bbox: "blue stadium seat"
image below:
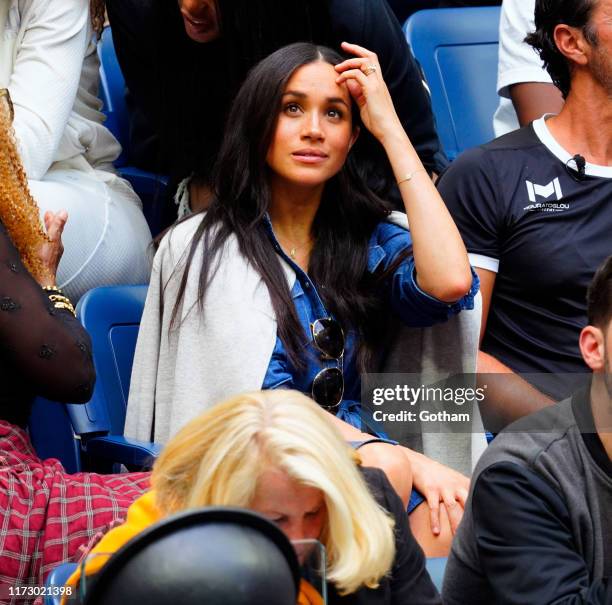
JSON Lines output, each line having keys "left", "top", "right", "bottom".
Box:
{"left": 44, "top": 562, "right": 78, "bottom": 605}
{"left": 404, "top": 7, "right": 501, "bottom": 161}
{"left": 30, "top": 286, "right": 161, "bottom": 471}
{"left": 425, "top": 556, "right": 447, "bottom": 592}
{"left": 98, "top": 27, "right": 168, "bottom": 235}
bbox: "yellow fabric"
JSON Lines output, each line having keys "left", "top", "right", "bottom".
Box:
{"left": 298, "top": 579, "right": 325, "bottom": 605}
{"left": 63, "top": 490, "right": 161, "bottom": 603}
{"left": 62, "top": 489, "right": 324, "bottom": 604}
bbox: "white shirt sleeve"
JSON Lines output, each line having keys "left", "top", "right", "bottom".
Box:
{"left": 9, "top": 0, "right": 89, "bottom": 180}
{"left": 497, "top": 0, "right": 552, "bottom": 100}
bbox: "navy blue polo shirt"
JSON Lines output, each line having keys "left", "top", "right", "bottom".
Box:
{"left": 439, "top": 117, "right": 612, "bottom": 399}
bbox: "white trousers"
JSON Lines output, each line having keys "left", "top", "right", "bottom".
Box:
{"left": 29, "top": 166, "right": 153, "bottom": 301}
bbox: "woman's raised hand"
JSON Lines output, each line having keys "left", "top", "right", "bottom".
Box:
{"left": 335, "top": 42, "right": 404, "bottom": 144}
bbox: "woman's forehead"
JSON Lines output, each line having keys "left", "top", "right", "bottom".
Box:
{"left": 284, "top": 61, "right": 351, "bottom": 105}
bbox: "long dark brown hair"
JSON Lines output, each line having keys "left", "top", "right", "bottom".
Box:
{"left": 171, "top": 43, "right": 410, "bottom": 372}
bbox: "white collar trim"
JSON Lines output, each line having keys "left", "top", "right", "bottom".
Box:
{"left": 532, "top": 116, "right": 612, "bottom": 179}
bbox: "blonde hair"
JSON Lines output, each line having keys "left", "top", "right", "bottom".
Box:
{"left": 152, "top": 390, "right": 396, "bottom": 595}
{"left": 0, "top": 91, "right": 50, "bottom": 281}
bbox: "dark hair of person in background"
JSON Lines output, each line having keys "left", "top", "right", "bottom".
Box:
{"left": 173, "top": 42, "right": 410, "bottom": 374}
{"left": 153, "top": 2, "right": 334, "bottom": 199}
{"left": 525, "top": 0, "right": 597, "bottom": 98}
{"left": 587, "top": 255, "right": 612, "bottom": 328}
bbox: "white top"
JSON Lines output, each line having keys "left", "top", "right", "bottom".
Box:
{"left": 0, "top": 0, "right": 122, "bottom": 181}
{"left": 493, "top": 0, "right": 553, "bottom": 137}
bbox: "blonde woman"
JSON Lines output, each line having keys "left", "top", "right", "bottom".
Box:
{"left": 69, "top": 390, "right": 441, "bottom": 604}
{"left": 0, "top": 0, "right": 152, "bottom": 300}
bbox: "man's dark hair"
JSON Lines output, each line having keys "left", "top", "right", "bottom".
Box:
{"left": 587, "top": 256, "right": 612, "bottom": 328}
{"left": 525, "top": 0, "right": 598, "bottom": 98}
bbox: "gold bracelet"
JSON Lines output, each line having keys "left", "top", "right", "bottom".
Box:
{"left": 52, "top": 300, "right": 76, "bottom": 317}
{"left": 48, "top": 294, "right": 71, "bottom": 304}
{"left": 43, "top": 287, "right": 76, "bottom": 317}
{"left": 397, "top": 169, "right": 428, "bottom": 186}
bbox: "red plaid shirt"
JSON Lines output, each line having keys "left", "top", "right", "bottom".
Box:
{"left": 0, "top": 420, "right": 149, "bottom": 604}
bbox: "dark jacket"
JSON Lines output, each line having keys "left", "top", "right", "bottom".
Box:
{"left": 106, "top": 0, "right": 448, "bottom": 211}
{"left": 336, "top": 467, "right": 442, "bottom": 604}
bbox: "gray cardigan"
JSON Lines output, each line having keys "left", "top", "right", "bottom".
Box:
{"left": 125, "top": 212, "right": 485, "bottom": 475}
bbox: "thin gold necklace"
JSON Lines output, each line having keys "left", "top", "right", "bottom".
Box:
{"left": 288, "top": 238, "right": 313, "bottom": 259}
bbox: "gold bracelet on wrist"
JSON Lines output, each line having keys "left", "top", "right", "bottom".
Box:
{"left": 397, "top": 168, "right": 428, "bottom": 186}
{"left": 42, "top": 287, "right": 76, "bottom": 317}
{"left": 52, "top": 301, "right": 77, "bottom": 317}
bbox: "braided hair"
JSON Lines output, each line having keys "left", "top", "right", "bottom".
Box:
{"left": 0, "top": 91, "right": 50, "bottom": 281}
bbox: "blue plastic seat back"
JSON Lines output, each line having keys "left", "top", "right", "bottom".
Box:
{"left": 28, "top": 397, "right": 82, "bottom": 473}
{"left": 67, "top": 285, "right": 148, "bottom": 439}
{"left": 98, "top": 26, "right": 129, "bottom": 165}
{"left": 404, "top": 7, "right": 501, "bottom": 160}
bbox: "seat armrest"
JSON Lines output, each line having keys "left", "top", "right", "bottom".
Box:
{"left": 84, "top": 435, "right": 161, "bottom": 468}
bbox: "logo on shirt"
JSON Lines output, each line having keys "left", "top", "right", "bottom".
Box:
{"left": 523, "top": 178, "right": 569, "bottom": 212}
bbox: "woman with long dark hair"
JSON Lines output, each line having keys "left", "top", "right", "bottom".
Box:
{"left": 125, "top": 41, "right": 479, "bottom": 554}
{"left": 106, "top": 0, "right": 448, "bottom": 221}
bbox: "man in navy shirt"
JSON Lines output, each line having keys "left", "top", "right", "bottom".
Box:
{"left": 438, "top": 0, "right": 612, "bottom": 426}
{"left": 443, "top": 255, "right": 612, "bottom": 604}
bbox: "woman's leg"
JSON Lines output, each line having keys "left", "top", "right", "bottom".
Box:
{"left": 29, "top": 169, "right": 152, "bottom": 300}
{"left": 409, "top": 500, "right": 453, "bottom": 557}
{"left": 356, "top": 441, "right": 413, "bottom": 507}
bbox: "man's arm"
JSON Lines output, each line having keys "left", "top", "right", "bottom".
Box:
{"left": 475, "top": 267, "right": 554, "bottom": 429}
{"left": 509, "top": 81, "right": 564, "bottom": 127}
{"left": 471, "top": 462, "right": 611, "bottom": 604}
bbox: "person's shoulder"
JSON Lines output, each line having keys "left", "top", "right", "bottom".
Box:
{"left": 154, "top": 214, "right": 204, "bottom": 271}
{"left": 359, "top": 466, "right": 395, "bottom": 505}
{"left": 159, "top": 214, "right": 202, "bottom": 252}
{"left": 456, "top": 126, "right": 540, "bottom": 166}
{"left": 482, "top": 125, "right": 542, "bottom": 153}
{"left": 473, "top": 398, "right": 577, "bottom": 477}
{"left": 439, "top": 126, "right": 542, "bottom": 184}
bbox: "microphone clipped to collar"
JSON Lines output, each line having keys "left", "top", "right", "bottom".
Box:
{"left": 565, "top": 154, "right": 586, "bottom": 182}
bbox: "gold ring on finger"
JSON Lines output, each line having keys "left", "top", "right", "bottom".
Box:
{"left": 363, "top": 64, "right": 378, "bottom": 76}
